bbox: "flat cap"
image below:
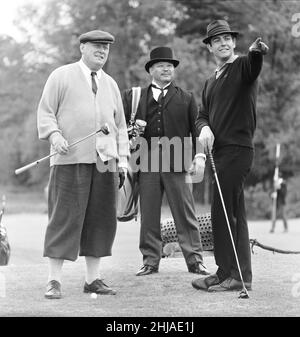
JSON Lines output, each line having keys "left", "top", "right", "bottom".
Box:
{"left": 79, "top": 30, "right": 115, "bottom": 44}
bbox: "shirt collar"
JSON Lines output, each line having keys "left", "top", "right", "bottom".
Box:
{"left": 215, "top": 54, "right": 238, "bottom": 73}
{"left": 151, "top": 80, "right": 171, "bottom": 90}
{"left": 79, "top": 59, "right": 102, "bottom": 79}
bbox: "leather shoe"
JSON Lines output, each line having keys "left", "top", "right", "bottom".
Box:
{"left": 192, "top": 273, "right": 220, "bottom": 290}
{"left": 136, "top": 265, "right": 158, "bottom": 276}
{"left": 45, "top": 280, "right": 62, "bottom": 299}
{"left": 188, "top": 262, "right": 210, "bottom": 275}
{"left": 208, "top": 277, "right": 252, "bottom": 292}
{"left": 83, "top": 279, "right": 116, "bottom": 295}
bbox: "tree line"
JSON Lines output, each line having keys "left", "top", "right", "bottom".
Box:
{"left": 1, "top": 0, "right": 300, "bottom": 218}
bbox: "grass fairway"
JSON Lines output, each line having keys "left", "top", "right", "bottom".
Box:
{"left": 1, "top": 212, "right": 300, "bottom": 317}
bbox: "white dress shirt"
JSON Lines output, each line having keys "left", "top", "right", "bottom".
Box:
{"left": 78, "top": 58, "right": 102, "bottom": 89}
{"left": 151, "top": 81, "right": 171, "bottom": 101}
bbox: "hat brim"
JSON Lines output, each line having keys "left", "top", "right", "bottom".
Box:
{"left": 145, "top": 58, "right": 179, "bottom": 73}
{"left": 203, "top": 31, "right": 239, "bottom": 44}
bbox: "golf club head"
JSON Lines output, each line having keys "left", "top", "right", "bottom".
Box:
{"left": 101, "top": 123, "right": 110, "bottom": 135}
{"left": 238, "top": 288, "right": 249, "bottom": 299}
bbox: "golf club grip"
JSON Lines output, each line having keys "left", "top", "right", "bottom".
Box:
{"left": 15, "top": 161, "right": 41, "bottom": 175}
{"left": 208, "top": 150, "right": 216, "bottom": 173}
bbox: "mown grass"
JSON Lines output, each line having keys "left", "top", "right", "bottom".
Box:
{"left": 1, "top": 212, "right": 300, "bottom": 317}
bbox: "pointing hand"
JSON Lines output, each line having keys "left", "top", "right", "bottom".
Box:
{"left": 249, "top": 37, "right": 269, "bottom": 55}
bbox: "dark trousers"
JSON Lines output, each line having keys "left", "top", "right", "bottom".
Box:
{"left": 211, "top": 146, "right": 253, "bottom": 283}
{"left": 139, "top": 171, "right": 204, "bottom": 268}
{"left": 271, "top": 204, "right": 288, "bottom": 232}
{"left": 44, "top": 163, "right": 118, "bottom": 261}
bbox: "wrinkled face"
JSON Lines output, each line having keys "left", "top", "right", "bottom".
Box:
{"left": 149, "top": 62, "right": 175, "bottom": 86}
{"left": 80, "top": 42, "right": 110, "bottom": 71}
{"left": 207, "top": 33, "right": 236, "bottom": 63}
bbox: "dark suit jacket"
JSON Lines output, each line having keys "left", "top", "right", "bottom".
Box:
{"left": 122, "top": 82, "right": 201, "bottom": 172}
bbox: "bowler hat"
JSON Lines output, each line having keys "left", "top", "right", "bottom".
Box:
{"left": 145, "top": 47, "right": 179, "bottom": 73}
{"left": 203, "top": 20, "right": 239, "bottom": 44}
{"left": 79, "top": 30, "right": 115, "bottom": 44}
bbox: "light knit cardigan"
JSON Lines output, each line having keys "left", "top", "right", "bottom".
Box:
{"left": 37, "top": 62, "right": 129, "bottom": 168}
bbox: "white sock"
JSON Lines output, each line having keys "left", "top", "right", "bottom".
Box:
{"left": 47, "top": 258, "right": 64, "bottom": 283}
{"left": 85, "top": 256, "right": 101, "bottom": 284}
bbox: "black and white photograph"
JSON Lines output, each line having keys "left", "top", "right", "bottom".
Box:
{"left": 1, "top": 0, "right": 300, "bottom": 327}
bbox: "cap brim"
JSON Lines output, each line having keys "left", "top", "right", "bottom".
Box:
{"left": 145, "top": 59, "right": 179, "bottom": 73}
{"left": 80, "top": 39, "right": 114, "bottom": 44}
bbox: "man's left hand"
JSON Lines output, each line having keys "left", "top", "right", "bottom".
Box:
{"left": 249, "top": 37, "right": 269, "bottom": 55}
{"left": 118, "top": 167, "right": 126, "bottom": 189}
{"left": 188, "top": 157, "right": 205, "bottom": 182}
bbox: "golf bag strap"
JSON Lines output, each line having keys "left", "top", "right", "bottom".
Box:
{"left": 130, "top": 86, "right": 141, "bottom": 123}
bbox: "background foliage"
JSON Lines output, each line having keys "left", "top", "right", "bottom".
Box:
{"left": 1, "top": 0, "right": 300, "bottom": 219}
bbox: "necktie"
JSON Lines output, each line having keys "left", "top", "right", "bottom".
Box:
{"left": 91, "top": 72, "right": 98, "bottom": 95}
{"left": 215, "top": 63, "right": 229, "bottom": 79}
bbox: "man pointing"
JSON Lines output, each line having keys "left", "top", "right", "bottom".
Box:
{"left": 192, "top": 20, "right": 268, "bottom": 292}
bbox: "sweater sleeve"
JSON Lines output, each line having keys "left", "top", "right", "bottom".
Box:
{"left": 37, "top": 69, "right": 62, "bottom": 141}
{"left": 114, "top": 83, "right": 130, "bottom": 168}
{"left": 240, "top": 51, "right": 263, "bottom": 83}
{"left": 195, "top": 80, "right": 209, "bottom": 133}
{"left": 188, "top": 92, "right": 203, "bottom": 154}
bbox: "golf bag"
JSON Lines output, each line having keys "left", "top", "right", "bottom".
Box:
{"left": 117, "top": 165, "right": 139, "bottom": 221}
{"left": 117, "top": 87, "right": 142, "bottom": 222}
{"left": 0, "top": 197, "right": 10, "bottom": 266}
{"left": 161, "top": 212, "right": 214, "bottom": 254}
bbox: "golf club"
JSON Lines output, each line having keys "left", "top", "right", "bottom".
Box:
{"left": 15, "top": 123, "right": 110, "bottom": 175}
{"left": 208, "top": 149, "right": 249, "bottom": 299}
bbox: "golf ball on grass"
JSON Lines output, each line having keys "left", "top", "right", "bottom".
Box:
{"left": 90, "top": 293, "right": 98, "bottom": 299}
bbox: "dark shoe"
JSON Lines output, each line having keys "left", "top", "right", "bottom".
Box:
{"left": 83, "top": 279, "right": 116, "bottom": 295}
{"left": 188, "top": 262, "right": 210, "bottom": 275}
{"left": 136, "top": 265, "right": 158, "bottom": 276}
{"left": 208, "top": 277, "right": 252, "bottom": 292}
{"left": 45, "top": 280, "right": 62, "bottom": 299}
{"left": 191, "top": 273, "right": 220, "bottom": 291}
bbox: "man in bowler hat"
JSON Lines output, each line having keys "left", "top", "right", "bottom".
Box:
{"left": 37, "top": 30, "right": 129, "bottom": 298}
{"left": 122, "top": 46, "right": 209, "bottom": 276}
{"left": 192, "top": 20, "right": 269, "bottom": 292}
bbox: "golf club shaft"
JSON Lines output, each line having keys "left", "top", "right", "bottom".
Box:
{"left": 208, "top": 149, "right": 248, "bottom": 293}
{"left": 15, "top": 124, "right": 110, "bottom": 175}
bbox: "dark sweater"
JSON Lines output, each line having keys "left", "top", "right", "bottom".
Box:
{"left": 196, "top": 51, "right": 263, "bottom": 149}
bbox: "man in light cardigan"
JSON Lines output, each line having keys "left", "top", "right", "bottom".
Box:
{"left": 37, "top": 30, "right": 129, "bottom": 299}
